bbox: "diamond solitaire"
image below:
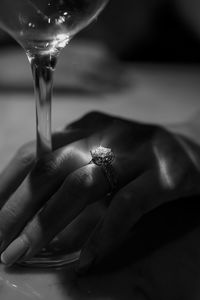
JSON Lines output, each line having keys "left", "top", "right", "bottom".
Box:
{"left": 90, "top": 146, "right": 114, "bottom": 166}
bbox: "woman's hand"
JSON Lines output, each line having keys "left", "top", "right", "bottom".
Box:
{"left": 0, "top": 111, "right": 200, "bottom": 272}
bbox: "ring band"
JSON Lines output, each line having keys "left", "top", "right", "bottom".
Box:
{"left": 90, "top": 146, "right": 117, "bottom": 196}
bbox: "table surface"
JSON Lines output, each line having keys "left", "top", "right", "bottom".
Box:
{"left": 0, "top": 43, "right": 200, "bottom": 300}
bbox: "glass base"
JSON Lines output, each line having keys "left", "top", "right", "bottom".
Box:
{"left": 16, "top": 204, "right": 101, "bottom": 268}
{"left": 18, "top": 234, "right": 81, "bottom": 268}
{"left": 19, "top": 250, "right": 80, "bottom": 268}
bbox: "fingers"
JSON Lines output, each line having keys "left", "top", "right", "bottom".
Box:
{"left": 0, "top": 128, "right": 87, "bottom": 209}
{"left": 0, "top": 141, "right": 90, "bottom": 253}
{"left": 78, "top": 171, "right": 166, "bottom": 274}
{"left": 1, "top": 163, "right": 110, "bottom": 265}
{"left": 48, "top": 201, "right": 107, "bottom": 253}
{"left": 0, "top": 142, "right": 36, "bottom": 208}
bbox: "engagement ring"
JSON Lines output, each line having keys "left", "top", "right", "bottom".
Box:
{"left": 90, "top": 146, "right": 117, "bottom": 195}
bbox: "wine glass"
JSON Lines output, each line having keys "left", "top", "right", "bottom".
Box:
{"left": 0, "top": 0, "right": 108, "bottom": 267}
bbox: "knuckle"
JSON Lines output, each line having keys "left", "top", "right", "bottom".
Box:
{"left": 119, "top": 191, "right": 133, "bottom": 205}
{"left": 83, "top": 111, "right": 108, "bottom": 120}
{"left": 115, "top": 191, "right": 133, "bottom": 215}
{"left": 16, "top": 142, "right": 36, "bottom": 167}
{"left": 83, "top": 111, "right": 112, "bottom": 127}
{"left": 32, "top": 154, "right": 59, "bottom": 179}
{"left": 67, "top": 170, "right": 93, "bottom": 194}
{"left": 0, "top": 204, "right": 18, "bottom": 232}
{"left": 66, "top": 111, "right": 111, "bottom": 130}
{"left": 152, "top": 126, "right": 175, "bottom": 147}
{"left": 1, "top": 205, "right": 17, "bottom": 219}
{"left": 116, "top": 190, "right": 145, "bottom": 220}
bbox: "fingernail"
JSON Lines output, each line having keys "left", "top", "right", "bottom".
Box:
{"left": 1, "top": 235, "right": 29, "bottom": 266}
{"left": 77, "top": 248, "right": 96, "bottom": 275}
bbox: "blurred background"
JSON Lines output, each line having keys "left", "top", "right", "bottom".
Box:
{"left": 1, "top": 0, "right": 200, "bottom": 170}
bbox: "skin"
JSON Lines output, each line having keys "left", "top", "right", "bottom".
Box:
{"left": 0, "top": 111, "right": 200, "bottom": 273}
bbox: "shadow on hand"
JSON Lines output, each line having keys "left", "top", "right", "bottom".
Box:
{"left": 94, "top": 195, "right": 200, "bottom": 273}
{"left": 58, "top": 195, "right": 200, "bottom": 300}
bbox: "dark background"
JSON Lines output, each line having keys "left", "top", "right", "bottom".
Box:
{"left": 80, "top": 0, "right": 200, "bottom": 63}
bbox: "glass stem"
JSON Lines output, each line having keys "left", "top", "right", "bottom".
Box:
{"left": 28, "top": 53, "right": 58, "bottom": 159}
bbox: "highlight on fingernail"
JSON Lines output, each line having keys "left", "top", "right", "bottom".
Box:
{"left": 1, "top": 235, "right": 29, "bottom": 266}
